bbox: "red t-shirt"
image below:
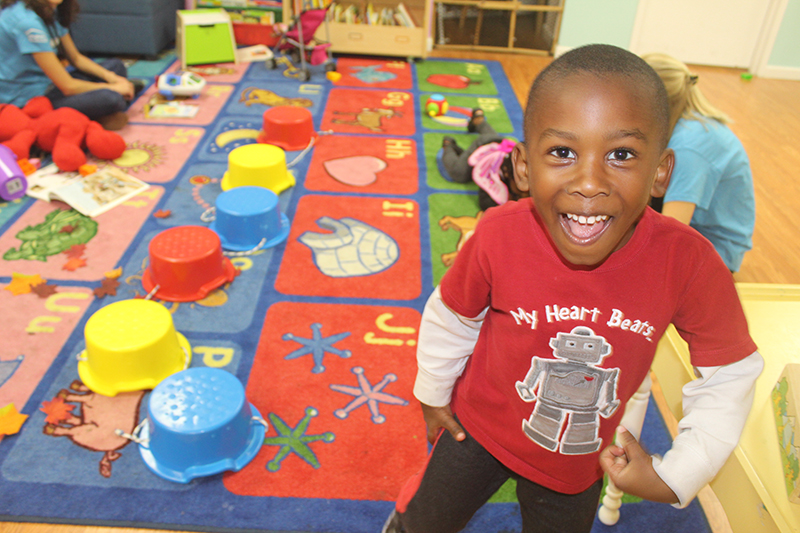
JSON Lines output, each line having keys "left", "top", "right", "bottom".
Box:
{"left": 439, "top": 199, "right": 757, "bottom": 494}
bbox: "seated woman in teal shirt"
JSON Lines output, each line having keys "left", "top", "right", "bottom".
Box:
{"left": 644, "top": 53, "right": 755, "bottom": 273}
{"left": 0, "top": 0, "right": 137, "bottom": 129}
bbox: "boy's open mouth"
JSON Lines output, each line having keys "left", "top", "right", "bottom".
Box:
{"left": 561, "top": 213, "right": 610, "bottom": 243}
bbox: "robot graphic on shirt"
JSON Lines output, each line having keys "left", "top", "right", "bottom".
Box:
{"left": 515, "top": 326, "right": 620, "bottom": 455}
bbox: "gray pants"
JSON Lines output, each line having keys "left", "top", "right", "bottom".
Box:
{"left": 441, "top": 121, "right": 503, "bottom": 184}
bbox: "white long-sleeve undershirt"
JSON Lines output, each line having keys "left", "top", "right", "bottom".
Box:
{"left": 413, "top": 287, "right": 764, "bottom": 508}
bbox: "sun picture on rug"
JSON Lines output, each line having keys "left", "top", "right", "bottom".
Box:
{"left": 112, "top": 141, "right": 166, "bottom": 174}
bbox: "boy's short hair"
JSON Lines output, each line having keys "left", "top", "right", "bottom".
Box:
{"left": 525, "top": 44, "right": 671, "bottom": 148}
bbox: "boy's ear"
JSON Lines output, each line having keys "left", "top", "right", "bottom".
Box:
{"left": 651, "top": 148, "right": 674, "bottom": 198}
{"left": 511, "top": 143, "right": 531, "bottom": 193}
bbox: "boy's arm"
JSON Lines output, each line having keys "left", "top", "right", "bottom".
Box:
{"left": 414, "top": 286, "right": 486, "bottom": 443}
{"left": 601, "top": 351, "right": 763, "bottom": 506}
{"left": 654, "top": 350, "right": 763, "bottom": 507}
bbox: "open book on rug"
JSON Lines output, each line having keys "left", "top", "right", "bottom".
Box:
{"left": 25, "top": 164, "right": 149, "bottom": 217}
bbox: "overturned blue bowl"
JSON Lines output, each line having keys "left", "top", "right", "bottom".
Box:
{"left": 138, "top": 367, "right": 266, "bottom": 483}
{"left": 209, "top": 186, "right": 289, "bottom": 252}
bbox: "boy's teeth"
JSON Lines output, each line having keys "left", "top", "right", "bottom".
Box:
{"left": 565, "top": 213, "right": 609, "bottom": 240}
{"left": 567, "top": 213, "right": 608, "bottom": 225}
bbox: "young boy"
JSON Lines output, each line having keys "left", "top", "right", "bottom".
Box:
{"left": 383, "top": 44, "right": 763, "bottom": 533}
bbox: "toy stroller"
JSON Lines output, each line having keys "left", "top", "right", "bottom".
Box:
{"left": 266, "top": 1, "right": 336, "bottom": 81}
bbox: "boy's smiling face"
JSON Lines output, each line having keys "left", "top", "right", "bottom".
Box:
{"left": 513, "top": 72, "right": 673, "bottom": 267}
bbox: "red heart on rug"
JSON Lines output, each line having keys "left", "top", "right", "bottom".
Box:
{"left": 323, "top": 156, "right": 387, "bottom": 186}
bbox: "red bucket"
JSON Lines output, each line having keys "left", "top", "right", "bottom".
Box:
{"left": 142, "top": 226, "right": 237, "bottom": 302}
{"left": 257, "top": 106, "right": 317, "bottom": 151}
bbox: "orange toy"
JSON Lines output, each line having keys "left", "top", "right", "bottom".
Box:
{"left": 0, "top": 96, "right": 126, "bottom": 172}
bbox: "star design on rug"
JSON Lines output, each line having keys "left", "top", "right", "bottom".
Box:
{"left": 282, "top": 323, "right": 352, "bottom": 374}
{"left": 330, "top": 367, "right": 408, "bottom": 424}
{"left": 263, "top": 407, "right": 335, "bottom": 472}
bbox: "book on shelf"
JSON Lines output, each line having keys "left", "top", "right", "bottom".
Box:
{"left": 328, "top": 1, "right": 414, "bottom": 25}
{"left": 343, "top": 4, "right": 359, "bottom": 23}
{"left": 395, "top": 1, "right": 416, "bottom": 27}
{"left": 196, "top": 0, "right": 282, "bottom": 22}
{"left": 26, "top": 164, "right": 150, "bottom": 218}
{"left": 196, "top": 0, "right": 281, "bottom": 8}
{"left": 227, "top": 9, "right": 276, "bottom": 24}
{"left": 365, "top": 2, "right": 378, "bottom": 24}
{"left": 379, "top": 7, "right": 396, "bottom": 25}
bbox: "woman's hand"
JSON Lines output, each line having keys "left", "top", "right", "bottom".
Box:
{"left": 599, "top": 426, "right": 679, "bottom": 504}
{"left": 420, "top": 403, "right": 465, "bottom": 444}
{"left": 108, "top": 77, "right": 134, "bottom": 100}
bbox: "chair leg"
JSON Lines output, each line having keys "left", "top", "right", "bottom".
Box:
{"left": 598, "top": 479, "right": 625, "bottom": 526}
{"left": 597, "top": 372, "right": 653, "bottom": 526}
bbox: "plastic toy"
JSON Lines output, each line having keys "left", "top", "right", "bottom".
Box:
{"left": 222, "top": 143, "right": 295, "bottom": 194}
{"left": 0, "top": 96, "right": 126, "bottom": 172}
{"left": 157, "top": 71, "right": 206, "bottom": 99}
{"left": 18, "top": 158, "right": 38, "bottom": 175}
{"left": 425, "top": 94, "right": 449, "bottom": 117}
{"left": 79, "top": 164, "right": 98, "bottom": 176}
{"left": 258, "top": 106, "right": 316, "bottom": 152}
{"left": 208, "top": 186, "right": 290, "bottom": 252}
{"left": 78, "top": 299, "right": 192, "bottom": 397}
{"left": 0, "top": 145, "right": 27, "bottom": 201}
{"left": 142, "top": 226, "right": 237, "bottom": 302}
{"left": 136, "top": 367, "right": 266, "bottom": 484}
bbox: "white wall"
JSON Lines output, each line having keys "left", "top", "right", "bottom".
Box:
{"left": 557, "top": 0, "right": 799, "bottom": 78}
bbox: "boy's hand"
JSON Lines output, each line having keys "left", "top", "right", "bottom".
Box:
{"left": 599, "top": 426, "right": 679, "bottom": 504}
{"left": 420, "top": 403, "right": 465, "bottom": 444}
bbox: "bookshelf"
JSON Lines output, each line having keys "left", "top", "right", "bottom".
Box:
{"left": 314, "top": 0, "right": 432, "bottom": 59}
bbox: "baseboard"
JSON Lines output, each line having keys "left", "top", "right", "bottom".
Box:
{"left": 755, "top": 64, "right": 800, "bottom": 80}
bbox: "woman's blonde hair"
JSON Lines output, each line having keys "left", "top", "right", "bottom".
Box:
{"left": 642, "top": 52, "right": 730, "bottom": 134}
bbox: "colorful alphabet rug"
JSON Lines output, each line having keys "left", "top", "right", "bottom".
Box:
{"left": 0, "top": 55, "right": 710, "bottom": 533}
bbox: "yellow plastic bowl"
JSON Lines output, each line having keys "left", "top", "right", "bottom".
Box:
{"left": 78, "top": 299, "right": 191, "bottom": 396}
{"left": 221, "top": 143, "right": 295, "bottom": 195}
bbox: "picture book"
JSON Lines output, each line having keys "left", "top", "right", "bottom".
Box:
{"left": 25, "top": 164, "right": 150, "bottom": 217}
{"left": 146, "top": 101, "right": 201, "bottom": 118}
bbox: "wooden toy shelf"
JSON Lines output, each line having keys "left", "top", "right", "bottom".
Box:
{"left": 189, "top": 0, "right": 432, "bottom": 59}
{"left": 315, "top": 0, "right": 431, "bottom": 59}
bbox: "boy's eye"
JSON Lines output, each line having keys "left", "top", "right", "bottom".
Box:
{"left": 608, "top": 149, "right": 634, "bottom": 161}
{"left": 549, "top": 147, "right": 575, "bottom": 159}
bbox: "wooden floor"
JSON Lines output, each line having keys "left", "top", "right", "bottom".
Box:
{"left": 3, "top": 49, "right": 799, "bottom": 533}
